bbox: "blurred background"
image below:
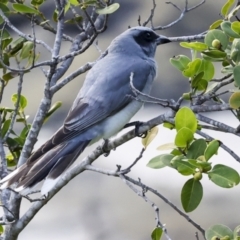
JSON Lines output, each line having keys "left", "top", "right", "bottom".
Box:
{"left": 2, "top": 0, "right": 240, "bottom": 239}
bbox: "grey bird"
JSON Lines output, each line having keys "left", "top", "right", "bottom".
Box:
{"left": 0, "top": 26, "right": 170, "bottom": 195}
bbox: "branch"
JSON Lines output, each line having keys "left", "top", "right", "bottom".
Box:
{"left": 3, "top": 73, "right": 24, "bottom": 143}
{"left": 197, "top": 130, "right": 240, "bottom": 163}
{"left": 197, "top": 114, "right": 239, "bottom": 136}
{"left": 12, "top": 114, "right": 166, "bottom": 233}
{"left": 119, "top": 174, "right": 172, "bottom": 240}
{"left": 0, "top": 9, "right": 52, "bottom": 52}
{"left": 125, "top": 176, "right": 206, "bottom": 239}
{"left": 142, "top": 0, "right": 156, "bottom": 27}
{"left": 191, "top": 104, "right": 231, "bottom": 113}
{"left": 154, "top": 0, "right": 205, "bottom": 30}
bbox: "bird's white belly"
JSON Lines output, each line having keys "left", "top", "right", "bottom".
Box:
{"left": 102, "top": 99, "right": 143, "bottom": 139}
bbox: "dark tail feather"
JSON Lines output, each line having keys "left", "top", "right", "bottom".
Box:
{"left": 0, "top": 140, "right": 90, "bottom": 195}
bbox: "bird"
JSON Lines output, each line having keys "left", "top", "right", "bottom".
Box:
{"left": 0, "top": 26, "right": 171, "bottom": 196}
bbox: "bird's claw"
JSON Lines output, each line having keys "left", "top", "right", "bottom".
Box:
{"left": 124, "top": 121, "right": 147, "bottom": 138}
{"left": 102, "top": 139, "right": 111, "bottom": 156}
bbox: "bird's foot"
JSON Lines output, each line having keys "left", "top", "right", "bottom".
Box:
{"left": 124, "top": 121, "right": 147, "bottom": 138}
{"left": 102, "top": 139, "right": 111, "bottom": 157}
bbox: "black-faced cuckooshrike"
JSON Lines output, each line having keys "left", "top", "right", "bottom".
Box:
{"left": 0, "top": 26, "right": 171, "bottom": 195}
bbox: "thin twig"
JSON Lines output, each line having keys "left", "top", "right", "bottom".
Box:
{"left": 154, "top": 0, "right": 205, "bottom": 30}
{"left": 3, "top": 73, "right": 24, "bottom": 143}
{"left": 119, "top": 174, "right": 172, "bottom": 240}
{"left": 124, "top": 176, "right": 206, "bottom": 239}
{"left": 197, "top": 130, "right": 240, "bottom": 163}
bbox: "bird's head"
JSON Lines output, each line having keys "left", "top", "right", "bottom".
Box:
{"left": 108, "top": 26, "right": 171, "bottom": 58}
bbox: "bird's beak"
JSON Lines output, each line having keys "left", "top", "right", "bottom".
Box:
{"left": 156, "top": 36, "right": 171, "bottom": 45}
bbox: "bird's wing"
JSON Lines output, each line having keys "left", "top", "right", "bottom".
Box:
{"left": 28, "top": 55, "right": 156, "bottom": 163}
{"left": 61, "top": 55, "right": 156, "bottom": 138}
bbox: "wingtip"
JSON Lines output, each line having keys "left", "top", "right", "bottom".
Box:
{"left": 41, "top": 177, "right": 61, "bottom": 195}
{"left": 0, "top": 167, "right": 22, "bottom": 187}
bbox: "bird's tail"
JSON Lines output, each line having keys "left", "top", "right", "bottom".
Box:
{"left": 0, "top": 140, "right": 90, "bottom": 195}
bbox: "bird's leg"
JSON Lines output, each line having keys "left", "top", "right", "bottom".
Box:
{"left": 124, "top": 121, "right": 147, "bottom": 138}
{"left": 102, "top": 139, "right": 111, "bottom": 157}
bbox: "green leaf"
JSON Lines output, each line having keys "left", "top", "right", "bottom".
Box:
{"left": 233, "top": 225, "right": 240, "bottom": 240}
{"left": 205, "top": 29, "right": 229, "bottom": 50}
{"left": 170, "top": 149, "right": 182, "bottom": 156}
{"left": 0, "top": 29, "right": 10, "bottom": 40}
{"left": 163, "top": 122, "right": 175, "bottom": 129}
{"left": 196, "top": 79, "right": 208, "bottom": 91}
{"left": 186, "top": 139, "right": 207, "bottom": 159}
{"left": 191, "top": 72, "right": 208, "bottom": 91}
{"left": 208, "top": 164, "right": 240, "bottom": 188}
{"left": 19, "top": 41, "right": 34, "bottom": 60}
{"left": 20, "top": 124, "right": 31, "bottom": 139}
{"left": 221, "top": 21, "right": 240, "bottom": 38}
{"left": 44, "top": 101, "right": 62, "bottom": 122}
{"left": 181, "top": 178, "right": 203, "bottom": 212}
{"left": 233, "top": 65, "right": 240, "bottom": 87}
{"left": 147, "top": 154, "right": 174, "bottom": 169}
{"left": 198, "top": 59, "right": 215, "bottom": 81}
{"left": 12, "top": 3, "right": 39, "bottom": 14}
{"left": 65, "top": 16, "right": 83, "bottom": 24}
{"left": 180, "top": 42, "right": 208, "bottom": 51}
{"left": 11, "top": 94, "right": 28, "bottom": 111}
{"left": 0, "top": 53, "right": 9, "bottom": 68}
{"left": 31, "top": 0, "right": 45, "bottom": 7}
{"left": 6, "top": 153, "right": 17, "bottom": 167}
{"left": 151, "top": 227, "right": 163, "bottom": 240}
{"left": 0, "top": 3, "right": 10, "bottom": 24}
{"left": 191, "top": 72, "right": 204, "bottom": 88}
{"left": 232, "top": 21, "right": 240, "bottom": 35}
{"left": 209, "top": 19, "right": 223, "bottom": 30}
{"left": 175, "top": 127, "right": 194, "bottom": 148}
{"left": 222, "top": 65, "right": 234, "bottom": 74}
{"left": 202, "top": 50, "right": 226, "bottom": 59}
{"left": 175, "top": 107, "right": 197, "bottom": 132}
{"left": 69, "top": 0, "right": 80, "bottom": 6}
{"left": 229, "top": 92, "right": 240, "bottom": 109}
{"left": 231, "top": 38, "right": 240, "bottom": 63}
{"left": 221, "top": 0, "right": 236, "bottom": 17}
{"left": 170, "top": 55, "right": 191, "bottom": 71}
{"left": 204, "top": 140, "right": 220, "bottom": 161}
{"left": 64, "top": 0, "right": 71, "bottom": 13}
{"left": 2, "top": 72, "right": 19, "bottom": 82}
{"left": 205, "top": 224, "right": 233, "bottom": 240}
{"left": 174, "top": 160, "right": 196, "bottom": 176}
{"left": 188, "top": 159, "right": 212, "bottom": 172}
{"left": 1, "top": 119, "right": 11, "bottom": 138}
{"left": 0, "top": 224, "right": 3, "bottom": 234}
{"left": 142, "top": 126, "right": 158, "bottom": 148}
{"left": 96, "top": 3, "right": 120, "bottom": 15}
{"left": 182, "top": 58, "right": 202, "bottom": 78}
{"left": 52, "top": 9, "right": 58, "bottom": 22}
{"left": 8, "top": 37, "right": 27, "bottom": 56}
{"left": 6, "top": 137, "right": 20, "bottom": 149}
{"left": 1, "top": 37, "right": 12, "bottom": 50}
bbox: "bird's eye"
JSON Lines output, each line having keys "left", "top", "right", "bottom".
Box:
{"left": 145, "top": 32, "right": 152, "bottom": 40}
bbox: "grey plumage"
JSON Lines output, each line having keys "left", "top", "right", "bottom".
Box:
{"left": 0, "top": 26, "right": 170, "bottom": 195}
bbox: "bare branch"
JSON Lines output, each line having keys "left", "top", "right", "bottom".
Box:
{"left": 3, "top": 73, "right": 24, "bottom": 143}
{"left": 119, "top": 174, "right": 172, "bottom": 240}
{"left": 154, "top": 0, "right": 205, "bottom": 30}
{"left": 124, "top": 176, "right": 206, "bottom": 239}
{"left": 142, "top": 0, "right": 156, "bottom": 28}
